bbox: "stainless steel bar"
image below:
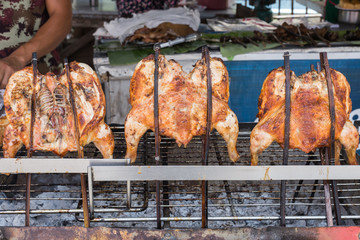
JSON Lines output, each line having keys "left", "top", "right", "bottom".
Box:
{"left": 88, "top": 166, "right": 94, "bottom": 219}
{"left": 153, "top": 44, "right": 162, "bottom": 229}
{"left": 0, "top": 158, "right": 128, "bottom": 174}
{"left": 320, "top": 52, "right": 343, "bottom": 226}
{"left": 126, "top": 159, "right": 132, "bottom": 209}
{"left": 3, "top": 206, "right": 360, "bottom": 217}
{"left": 0, "top": 198, "right": 83, "bottom": 201}
{"left": 280, "top": 51, "right": 291, "bottom": 227}
{"left": 65, "top": 58, "right": 90, "bottom": 228}
{"left": 0, "top": 210, "right": 85, "bottom": 214}
{"left": 0, "top": 200, "right": 356, "bottom": 215}
{"left": 9, "top": 194, "right": 360, "bottom": 204}
{"left": 84, "top": 215, "right": 360, "bottom": 222}
{"left": 91, "top": 165, "right": 360, "bottom": 181}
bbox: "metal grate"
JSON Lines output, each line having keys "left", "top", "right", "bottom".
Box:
{"left": 0, "top": 124, "right": 359, "bottom": 228}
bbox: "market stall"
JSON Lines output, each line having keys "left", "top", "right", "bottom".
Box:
{"left": 1, "top": 0, "right": 360, "bottom": 237}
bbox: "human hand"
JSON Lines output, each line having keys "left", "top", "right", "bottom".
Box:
{"left": 0, "top": 56, "right": 24, "bottom": 89}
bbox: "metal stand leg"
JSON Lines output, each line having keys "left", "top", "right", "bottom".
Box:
{"left": 331, "top": 180, "right": 344, "bottom": 225}
{"left": 25, "top": 173, "right": 31, "bottom": 226}
{"left": 320, "top": 148, "right": 334, "bottom": 226}
{"left": 201, "top": 179, "right": 208, "bottom": 228}
{"left": 81, "top": 174, "right": 90, "bottom": 228}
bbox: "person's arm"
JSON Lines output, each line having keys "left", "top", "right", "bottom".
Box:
{"left": 0, "top": 0, "right": 72, "bottom": 88}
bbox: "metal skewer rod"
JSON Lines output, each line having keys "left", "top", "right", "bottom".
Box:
{"left": 320, "top": 52, "right": 343, "bottom": 226}
{"left": 153, "top": 44, "right": 162, "bottom": 229}
{"left": 280, "top": 51, "right": 291, "bottom": 227}
{"left": 25, "top": 52, "right": 38, "bottom": 226}
{"left": 317, "top": 56, "right": 334, "bottom": 226}
{"left": 201, "top": 46, "right": 212, "bottom": 228}
{"left": 310, "top": 64, "right": 315, "bottom": 71}
{"left": 320, "top": 148, "right": 334, "bottom": 226}
{"left": 64, "top": 59, "right": 90, "bottom": 228}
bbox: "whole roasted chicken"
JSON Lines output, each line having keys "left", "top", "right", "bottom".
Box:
{"left": 250, "top": 67, "right": 358, "bottom": 165}
{"left": 3, "top": 62, "right": 114, "bottom": 158}
{"left": 125, "top": 54, "right": 240, "bottom": 163}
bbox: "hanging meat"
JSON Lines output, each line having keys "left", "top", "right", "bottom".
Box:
{"left": 125, "top": 54, "right": 240, "bottom": 163}
{"left": 250, "top": 67, "right": 359, "bottom": 165}
{"left": 3, "top": 62, "right": 114, "bottom": 158}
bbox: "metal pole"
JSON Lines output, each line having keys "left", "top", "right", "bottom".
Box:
{"left": 317, "top": 56, "right": 334, "bottom": 226}
{"left": 280, "top": 51, "right": 291, "bottom": 227}
{"left": 310, "top": 64, "right": 315, "bottom": 71}
{"left": 320, "top": 148, "right": 334, "bottom": 226}
{"left": 320, "top": 52, "right": 343, "bottom": 226}
{"left": 320, "top": 53, "right": 335, "bottom": 163}
{"left": 64, "top": 59, "right": 90, "bottom": 228}
{"left": 153, "top": 44, "right": 162, "bottom": 229}
{"left": 87, "top": 166, "right": 94, "bottom": 219}
{"left": 278, "top": 0, "right": 281, "bottom": 15}
{"left": 25, "top": 52, "right": 38, "bottom": 226}
{"left": 201, "top": 46, "right": 212, "bottom": 228}
{"left": 25, "top": 173, "right": 31, "bottom": 226}
{"left": 126, "top": 158, "right": 132, "bottom": 209}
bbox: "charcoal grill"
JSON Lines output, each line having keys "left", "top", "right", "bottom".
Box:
{"left": 0, "top": 123, "right": 360, "bottom": 228}
{"left": 0, "top": 49, "right": 360, "bottom": 230}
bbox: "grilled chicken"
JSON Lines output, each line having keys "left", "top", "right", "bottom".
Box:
{"left": 250, "top": 67, "right": 358, "bottom": 165}
{"left": 3, "top": 62, "right": 114, "bottom": 158}
{"left": 125, "top": 54, "right": 239, "bottom": 163}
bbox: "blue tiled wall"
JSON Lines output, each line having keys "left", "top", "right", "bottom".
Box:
{"left": 225, "top": 59, "right": 360, "bottom": 123}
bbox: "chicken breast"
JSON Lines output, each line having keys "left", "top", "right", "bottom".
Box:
{"left": 250, "top": 67, "right": 358, "bottom": 165}
{"left": 125, "top": 54, "right": 239, "bottom": 163}
{"left": 3, "top": 62, "right": 114, "bottom": 158}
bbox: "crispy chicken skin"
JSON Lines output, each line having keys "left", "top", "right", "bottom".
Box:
{"left": 3, "top": 62, "right": 114, "bottom": 158}
{"left": 250, "top": 67, "right": 358, "bottom": 166}
{"left": 125, "top": 54, "right": 239, "bottom": 163}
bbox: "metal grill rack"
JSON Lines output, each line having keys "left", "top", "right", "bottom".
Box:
{"left": 0, "top": 123, "right": 359, "bottom": 228}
